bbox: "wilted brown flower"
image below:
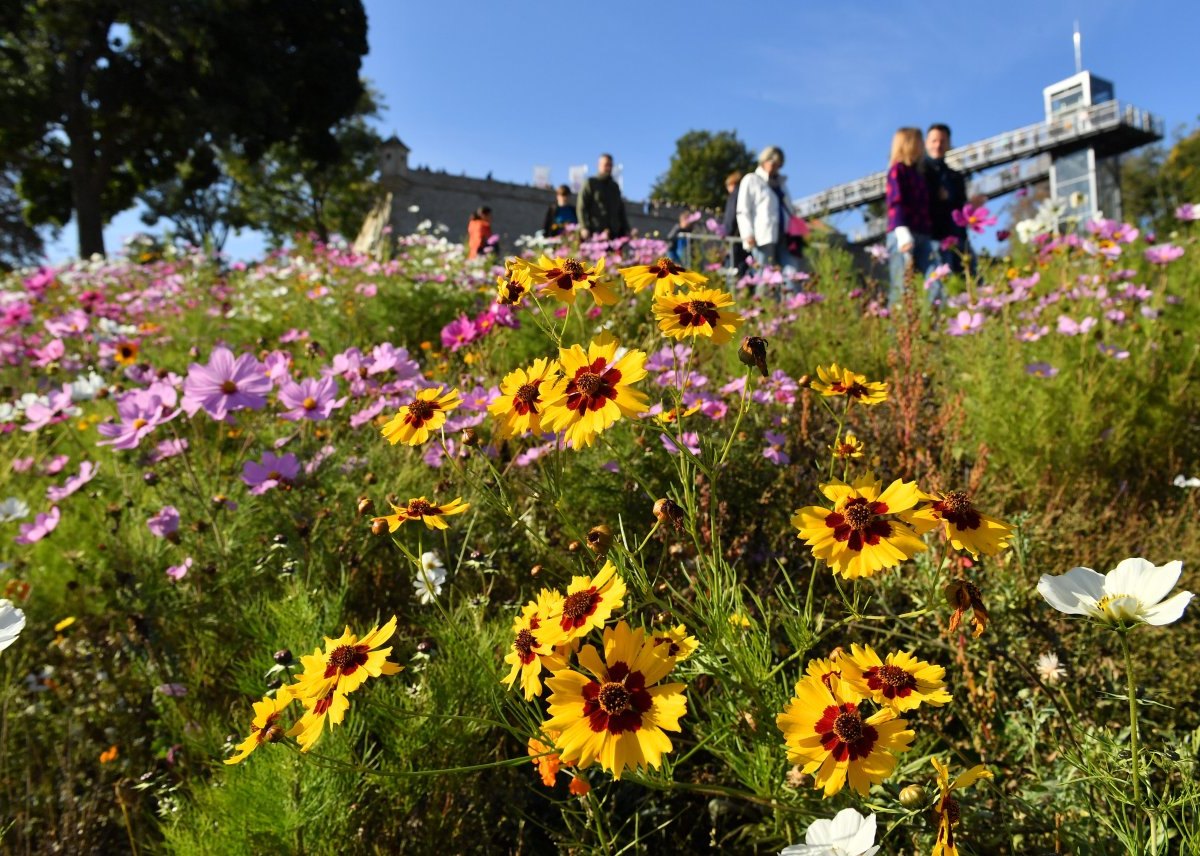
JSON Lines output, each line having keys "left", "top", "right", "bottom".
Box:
{"left": 945, "top": 579, "right": 989, "bottom": 638}
{"left": 737, "top": 336, "right": 769, "bottom": 377}
{"left": 586, "top": 525, "right": 613, "bottom": 556}
{"left": 652, "top": 498, "right": 686, "bottom": 531}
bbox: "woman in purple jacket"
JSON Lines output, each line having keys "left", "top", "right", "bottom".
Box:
{"left": 885, "top": 128, "right": 936, "bottom": 307}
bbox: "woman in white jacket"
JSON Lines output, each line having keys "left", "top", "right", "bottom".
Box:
{"left": 736, "top": 146, "right": 800, "bottom": 279}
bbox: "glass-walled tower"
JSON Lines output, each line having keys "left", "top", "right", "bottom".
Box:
{"left": 1043, "top": 71, "right": 1122, "bottom": 222}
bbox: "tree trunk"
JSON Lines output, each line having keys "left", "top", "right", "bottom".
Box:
{"left": 64, "top": 47, "right": 106, "bottom": 258}
{"left": 72, "top": 171, "right": 106, "bottom": 258}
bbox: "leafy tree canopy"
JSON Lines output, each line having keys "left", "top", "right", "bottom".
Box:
{"left": 1121, "top": 122, "right": 1200, "bottom": 234}
{"left": 0, "top": 0, "right": 368, "bottom": 257}
{"left": 651, "top": 130, "right": 756, "bottom": 211}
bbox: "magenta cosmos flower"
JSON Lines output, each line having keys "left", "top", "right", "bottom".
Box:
{"left": 147, "top": 505, "right": 181, "bottom": 538}
{"left": 1145, "top": 244, "right": 1184, "bottom": 265}
{"left": 241, "top": 451, "right": 300, "bottom": 495}
{"left": 47, "top": 461, "right": 98, "bottom": 502}
{"left": 97, "top": 387, "right": 181, "bottom": 450}
{"left": 952, "top": 204, "right": 998, "bottom": 234}
{"left": 182, "top": 346, "right": 271, "bottom": 420}
{"left": 277, "top": 376, "right": 344, "bottom": 421}
{"left": 15, "top": 506, "right": 60, "bottom": 544}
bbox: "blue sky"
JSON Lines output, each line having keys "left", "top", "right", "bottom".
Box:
{"left": 45, "top": 0, "right": 1200, "bottom": 261}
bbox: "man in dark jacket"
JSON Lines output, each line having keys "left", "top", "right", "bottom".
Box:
{"left": 578, "top": 153, "right": 630, "bottom": 239}
{"left": 920, "top": 123, "right": 969, "bottom": 272}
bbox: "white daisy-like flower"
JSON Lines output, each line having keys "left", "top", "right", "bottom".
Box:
{"left": 781, "top": 807, "right": 879, "bottom": 856}
{"left": 1, "top": 599, "right": 27, "bottom": 653}
{"left": 1037, "top": 558, "right": 1192, "bottom": 627}
{"left": 412, "top": 551, "right": 447, "bottom": 605}
{"left": 1035, "top": 652, "right": 1067, "bottom": 684}
{"left": 0, "top": 497, "right": 31, "bottom": 523}
{"left": 1174, "top": 475, "right": 1200, "bottom": 489}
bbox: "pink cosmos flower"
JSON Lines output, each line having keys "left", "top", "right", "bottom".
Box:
{"left": 1056, "top": 315, "right": 1097, "bottom": 336}
{"left": 32, "top": 339, "right": 65, "bottom": 368}
{"left": 148, "top": 438, "right": 188, "bottom": 463}
{"left": 659, "top": 432, "right": 701, "bottom": 457}
{"left": 15, "top": 506, "right": 60, "bottom": 544}
{"left": 1145, "top": 244, "right": 1184, "bottom": 265}
{"left": 42, "top": 455, "right": 70, "bottom": 475}
{"left": 762, "top": 430, "right": 790, "bottom": 466}
{"left": 23, "top": 386, "right": 77, "bottom": 432}
{"left": 278, "top": 328, "right": 309, "bottom": 343}
{"left": 166, "top": 559, "right": 193, "bottom": 581}
{"left": 46, "top": 461, "right": 98, "bottom": 502}
{"left": 43, "top": 309, "right": 90, "bottom": 338}
{"left": 1175, "top": 203, "right": 1198, "bottom": 222}
{"left": 441, "top": 315, "right": 478, "bottom": 352}
{"left": 241, "top": 451, "right": 300, "bottom": 495}
{"left": 147, "top": 506, "right": 181, "bottom": 538}
{"left": 1026, "top": 362, "right": 1059, "bottom": 378}
{"left": 951, "top": 204, "right": 998, "bottom": 234}
{"left": 1097, "top": 342, "right": 1130, "bottom": 360}
{"left": 11, "top": 457, "right": 35, "bottom": 473}
{"left": 947, "top": 310, "right": 984, "bottom": 336}
{"left": 96, "top": 388, "right": 181, "bottom": 450}
{"left": 277, "top": 376, "right": 345, "bottom": 421}
{"left": 181, "top": 347, "right": 271, "bottom": 420}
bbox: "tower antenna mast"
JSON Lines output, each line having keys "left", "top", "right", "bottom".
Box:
{"left": 1073, "top": 20, "right": 1082, "bottom": 74}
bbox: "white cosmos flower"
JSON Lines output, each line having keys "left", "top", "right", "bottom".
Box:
{"left": 1037, "top": 558, "right": 1193, "bottom": 627}
{"left": 1, "top": 599, "right": 27, "bottom": 653}
{"left": 412, "top": 551, "right": 447, "bottom": 605}
{"left": 1036, "top": 652, "right": 1067, "bottom": 684}
{"left": 781, "top": 807, "right": 879, "bottom": 856}
{"left": 0, "top": 497, "right": 31, "bottom": 523}
{"left": 1174, "top": 474, "right": 1200, "bottom": 489}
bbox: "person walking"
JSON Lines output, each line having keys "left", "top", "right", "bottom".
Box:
{"left": 542, "top": 185, "right": 578, "bottom": 237}
{"left": 721, "top": 171, "right": 750, "bottom": 278}
{"left": 577, "top": 154, "right": 629, "bottom": 240}
{"left": 919, "top": 123, "right": 972, "bottom": 276}
{"left": 467, "top": 207, "right": 493, "bottom": 259}
{"left": 885, "top": 129, "right": 934, "bottom": 307}
{"left": 736, "top": 146, "right": 801, "bottom": 289}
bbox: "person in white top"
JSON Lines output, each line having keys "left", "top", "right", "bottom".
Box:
{"left": 736, "top": 146, "right": 801, "bottom": 283}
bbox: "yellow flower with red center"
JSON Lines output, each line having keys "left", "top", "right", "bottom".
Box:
{"left": 906, "top": 490, "right": 1013, "bottom": 557}
{"left": 832, "top": 433, "right": 865, "bottom": 459}
{"left": 371, "top": 496, "right": 470, "bottom": 531}
{"left": 837, "top": 644, "right": 952, "bottom": 713}
{"left": 532, "top": 255, "right": 616, "bottom": 306}
{"left": 381, "top": 386, "right": 462, "bottom": 446}
{"left": 803, "top": 654, "right": 859, "bottom": 699}
{"left": 931, "top": 757, "right": 993, "bottom": 856}
{"left": 286, "top": 688, "right": 350, "bottom": 752}
{"left": 542, "top": 621, "right": 688, "bottom": 780}
{"left": 541, "top": 332, "right": 649, "bottom": 449}
{"left": 618, "top": 256, "right": 707, "bottom": 293}
{"left": 497, "top": 258, "right": 534, "bottom": 306}
{"left": 114, "top": 341, "right": 140, "bottom": 366}
{"left": 503, "top": 589, "right": 568, "bottom": 700}
{"left": 652, "top": 286, "right": 744, "bottom": 345}
{"left": 651, "top": 624, "right": 699, "bottom": 661}
{"left": 288, "top": 616, "right": 403, "bottom": 705}
{"left": 557, "top": 561, "right": 627, "bottom": 642}
{"left": 792, "top": 472, "right": 927, "bottom": 579}
{"left": 225, "top": 694, "right": 291, "bottom": 764}
{"left": 776, "top": 673, "right": 914, "bottom": 797}
{"left": 810, "top": 364, "right": 889, "bottom": 405}
{"left": 489, "top": 358, "right": 560, "bottom": 438}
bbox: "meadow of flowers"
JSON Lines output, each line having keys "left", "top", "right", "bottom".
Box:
{"left": 0, "top": 209, "right": 1198, "bottom": 854}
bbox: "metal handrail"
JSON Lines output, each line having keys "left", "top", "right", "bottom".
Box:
{"left": 792, "top": 99, "right": 1162, "bottom": 218}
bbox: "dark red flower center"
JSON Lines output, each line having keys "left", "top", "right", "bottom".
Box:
{"left": 514, "top": 628, "right": 538, "bottom": 665}
{"left": 825, "top": 497, "right": 892, "bottom": 552}
{"left": 221, "top": 380, "right": 238, "bottom": 394}
{"left": 407, "top": 499, "right": 435, "bottom": 518}
{"left": 513, "top": 381, "right": 541, "bottom": 415}
{"left": 673, "top": 299, "right": 720, "bottom": 329}
{"left": 867, "top": 664, "right": 918, "bottom": 698}
{"left": 815, "top": 702, "right": 878, "bottom": 762}
{"left": 582, "top": 662, "right": 652, "bottom": 734}
{"left": 313, "top": 691, "right": 337, "bottom": 715}
{"left": 653, "top": 636, "right": 681, "bottom": 657}
{"left": 933, "top": 490, "right": 982, "bottom": 531}
{"left": 565, "top": 359, "right": 621, "bottom": 413}
{"left": 832, "top": 380, "right": 870, "bottom": 399}
{"left": 563, "top": 259, "right": 585, "bottom": 280}
{"left": 652, "top": 257, "right": 682, "bottom": 277}
{"left": 406, "top": 398, "right": 437, "bottom": 425}
{"left": 324, "top": 643, "right": 369, "bottom": 678}
{"left": 560, "top": 587, "right": 601, "bottom": 631}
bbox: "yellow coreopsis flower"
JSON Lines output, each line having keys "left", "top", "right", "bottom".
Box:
{"left": 372, "top": 496, "right": 470, "bottom": 531}
{"left": 533, "top": 256, "right": 616, "bottom": 306}
{"left": 832, "top": 433, "right": 865, "bottom": 459}
{"left": 810, "top": 364, "right": 888, "bottom": 405}
{"left": 777, "top": 674, "right": 914, "bottom": 797}
{"left": 488, "top": 358, "right": 560, "bottom": 438}
{"left": 380, "top": 386, "right": 462, "bottom": 446}
{"left": 652, "top": 286, "right": 744, "bottom": 345}
{"left": 541, "top": 332, "right": 650, "bottom": 449}
{"left": 838, "top": 644, "right": 952, "bottom": 713}
{"left": 542, "top": 621, "right": 688, "bottom": 780}
{"left": 803, "top": 654, "right": 860, "bottom": 700}
{"left": 225, "top": 694, "right": 291, "bottom": 765}
{"left": 792, "top": 472, "right": 927, "bottom": 579}
{"left": 618, "top": 256, "right": 707, "bottom": 293}
{"left": 497, "top": 259, "right": 534, "bottom": 305}
{"left": 931, "top": 757, "right": 993, "bottom": 856}
{"left": 651, "top": 624, "right": 699, "bottom": 661}
{"left": 288, "top": 617, "right": 403, "bottom": 711}
{"left": 557, "top": 561, "right": 627, "bottom": 641}
{"left": 503, "top": 589, "right": 569, "bottom": 700}
{"left": 906, "top": 490, "right": 1013, "bottom": 557}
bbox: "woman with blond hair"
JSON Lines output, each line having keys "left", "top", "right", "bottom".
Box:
{"left": 885, "top": 128, "right": 934, "bottom": 307}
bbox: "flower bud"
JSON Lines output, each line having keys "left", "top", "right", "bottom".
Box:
{"left": 652, "top": 498, "right": 686, "bottom": 531}
{"left": 797, "top": 374, "right": 812, "bottom": 389}
{"left": 737, "top": 336, "right": 769, "bottom": 377}
{"left": 370, "top": 519, "right": 388, "bottom": 536}
{"left": 273, "top": 649, "right": 293, "bottom": 665}
{"left": 899, "top": 784, "right": 927, "bottom": 808}
{"left": 586, "top": 525, "right": 612, "bottom": 556}
{"left": 530, "top": 564, "right": 543, "bottom": 578}
{"left": 460, "top": 427, "right": 480, "bottom": 447}
{"left": 567, "top": 540, "right": 582, "bottom": 553}
{"left": 263, "top": 724, "right": 285, "bottom": 743}
{"left": 356, "top": 496, "right": 374, "bottom": 516}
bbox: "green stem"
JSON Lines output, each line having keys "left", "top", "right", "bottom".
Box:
{"left": 1119, "top": 629, "right": 1145, "bottom": 853}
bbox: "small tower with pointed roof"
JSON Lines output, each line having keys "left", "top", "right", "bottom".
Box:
{"left": 379, "top": 135, "right": 410, "bottom": 177}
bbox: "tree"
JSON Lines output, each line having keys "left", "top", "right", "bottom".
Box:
{"left": 1120, "top": 123, "right": 1200, "bottom": 233}
{"left": 224, "top": 92, "right": 383, "bottom": 246}
{"left": 0, "top": 0, "right": 368, "bottom": 257}
{"left": 0, "top": 171, "right": 47, "bottom": 270}
{"left": 139, "top": 145, "right": 247, "bottom": 252}
{"left": 651, "top": 131, "right": 756, "bottom": 211}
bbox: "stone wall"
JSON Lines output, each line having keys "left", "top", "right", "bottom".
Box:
{"left": 380, "top": 170, "right": 683, "bottom": 247}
